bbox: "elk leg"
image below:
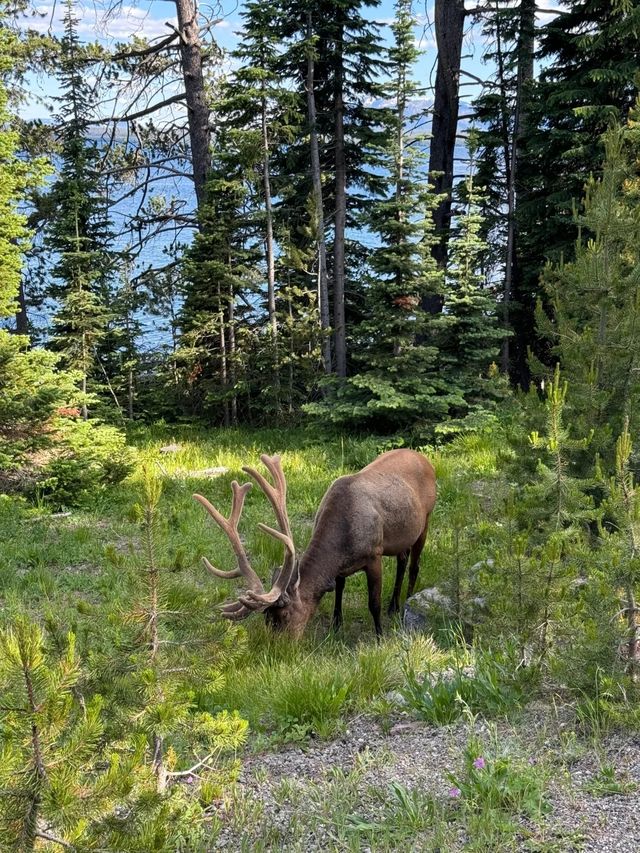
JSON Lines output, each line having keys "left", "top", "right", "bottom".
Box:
{"left": 332, "top": 576, "right": 345, "bottom": 631}
{"left": 388, "top": 550, "right": 409, "bottom": 615}
{"left": 366, "top": 556, "right": 383, "bottom": 638}
{"left": 407, "top": 518, "right": 429, "bottom": 598}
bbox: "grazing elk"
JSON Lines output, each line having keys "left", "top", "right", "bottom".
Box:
{"left": 194, "top": 449, "right": 436, "bottom": 637}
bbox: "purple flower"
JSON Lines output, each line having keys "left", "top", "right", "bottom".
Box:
{"left": 448, "top": 786, "right": 462, "bottom": 798}
{"left": 473, "top": 757, "right": 486, "bottom": 770}
{"left": 185, "top": 775, "right": 195, "bottom": 785}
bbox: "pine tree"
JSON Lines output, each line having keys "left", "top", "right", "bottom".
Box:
{"left": 219, "top": 0, "right": 301, "bottom": 406}
{"left": 178, "top": 146, "right": 260, "bottom": 425}
{"left": 536, "top": 126, "right": 640, "bottom": 449}
{"left": 0, "top": 618, "right": 128, "bottom": 850}
{"left": 276, "top": 0, "right": 388, "bottom": 377}
{"left": 45, "top": 0, "right": 115, "bottom": 419}
{"left": 305, "top": 0, "right": 458, "bottom": 431}
{"left": 438, "top": 171, "right": 507, "bottom": 428}
{"left": 517, "top": 0, "right": 640, "bottom": 384}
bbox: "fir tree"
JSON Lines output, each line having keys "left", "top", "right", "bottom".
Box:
{"left": 438, "top": 171, "right": 507, "bottom": 428}
{"left": 305, "top": 0, "right": 459, "bottom": 430}
{"left": 178, "top": 145, "right": 260, "bottom": 426}
{"left": 536, "top": 126, "right": 640, "bottom": 448}
{"left": 45, "top": 0, "right": 114, "bottom": 419}
{"left": 219, "top": 0, "right": 301, "bottom": 406}
{"left": 517, "top": 0, "right": 640, "bottom": 383}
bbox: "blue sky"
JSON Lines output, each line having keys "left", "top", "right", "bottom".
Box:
{"left": 21, "top": 1, "right": 481, "bottom": 119}
{"left": 20, "top": 1, "right": 562, "bottom": 120}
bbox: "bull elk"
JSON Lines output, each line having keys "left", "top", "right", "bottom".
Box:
{"left": 193, "top": 449, "right": 436, "bottom": 637}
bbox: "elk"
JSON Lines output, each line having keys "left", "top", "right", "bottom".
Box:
{"left": 193, "top": 449, "right": 436, "bottom": 638}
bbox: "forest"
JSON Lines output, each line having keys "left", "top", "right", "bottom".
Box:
{"left": 1, "top": 0, "right": 640, "bottom": 849}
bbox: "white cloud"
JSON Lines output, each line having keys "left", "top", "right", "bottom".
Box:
{"left": 30, "top": 3, "right": 177, "bottom": 42}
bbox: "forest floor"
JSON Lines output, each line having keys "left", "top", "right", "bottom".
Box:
{"left": 3, "top": 425, "right": 640, "bottom": 851}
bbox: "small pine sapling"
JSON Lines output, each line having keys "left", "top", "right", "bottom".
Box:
{"left": 0, "top": 618, "right": 127, "bottom": 850}
{"left": 601, "top": 420, "right": 640, "bottom": 679}
{"left": 103, "top": 462, "right": 248, "bottom": 845}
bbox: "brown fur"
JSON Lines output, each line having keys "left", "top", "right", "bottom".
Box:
{"left": 267, "top": 449, "right": 436, "bottom": 637}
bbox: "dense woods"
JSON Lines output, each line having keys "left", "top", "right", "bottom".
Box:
{"left": 2, "top": 0, "right": 640, "bottom": 849}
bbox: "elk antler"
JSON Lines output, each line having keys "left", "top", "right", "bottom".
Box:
{"left": 194, "top": 481, "right": 268, "bottom": 620}
{"left": 242, "top": 454, "right": 298, "bottom": 606}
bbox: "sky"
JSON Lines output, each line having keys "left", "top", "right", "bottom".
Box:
{"left": 20, "top": 1, "right": 489, "bottom": 120}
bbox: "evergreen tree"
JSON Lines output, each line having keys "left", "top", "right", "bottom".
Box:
{"left": 438, "top": 172, "right": 507, "bottom": 428}
{"left": 305, "top": 0, "right": 458, "bottom": 431}
{"left": 517, "top": 0, "right": 640, "bottom": 384}
{"left": 45, "top": 0, "right": 114, "bottom": 419}
{"left": 536, "top": 126, "right": 640, "bottom": 449}
{"left": 178, "top": 146, "right": 260, "bottom": 426}
{"left": 0, "top": 619, "right": 129, "bottom": 850}
{"left": 276, "top": 0, "right": 388, "bottom": 376}
{"left": 218, "top": 0, "right": 301, "bottom": 410}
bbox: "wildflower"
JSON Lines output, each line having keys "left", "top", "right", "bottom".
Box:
{"left": 448, "top": 786, "right": 461, "bottom": 798}
{"left": 473, "top": 757, "right": 486, "bottom": 770}
{"left": 185, "top": 775, "right": 195, "bottom": 785}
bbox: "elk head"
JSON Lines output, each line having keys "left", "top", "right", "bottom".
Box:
{"left": 193, "top": 454, "right": 313, "bottom": 637}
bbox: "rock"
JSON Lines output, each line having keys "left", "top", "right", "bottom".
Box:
{"left": 159, "top": 443, "right": 181, "bottom": 454}
{"left": 403, "top": 586, "right": 453, "bottom": 632}
{"left": 191, "top": 466, "right": 229, "bottom": 478}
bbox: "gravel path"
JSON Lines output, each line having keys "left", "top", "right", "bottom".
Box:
{"left": 214, "top": 707, "right": 640, "bottom": 851}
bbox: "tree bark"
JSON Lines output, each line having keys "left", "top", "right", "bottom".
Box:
{"left": 507, "top": 0, "right": 536, "bottom": 386}
{"left": 261, "top": 78, "right": 279, "bottom": 394}
{"left": 174, "top": 0, "right": 211, "bottom": 209}
{"left": 333, "top": 21, "right": 347, "bottom": 378}
{"left": 423, "top": 0, "right": 465, "bottom": 314}
{"left": 15, "top": 278, "right": 28, "bottom": 334}
{"left": 306, "top": 11, "right": 332, "bottom": 375}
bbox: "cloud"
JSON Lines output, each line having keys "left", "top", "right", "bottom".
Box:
{"left": 30, "top": 3, "right": 177, "bottom": 42}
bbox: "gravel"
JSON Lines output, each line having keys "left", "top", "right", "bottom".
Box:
{"left": 213, "top": 706, "right": 640, "bottom": 851}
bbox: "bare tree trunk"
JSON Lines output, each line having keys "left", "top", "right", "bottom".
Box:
{"left": 423, "top": 0, "right": 465, "bottom": 314}
{"left": 306, "top": 11, "right": 332, "bottom": 375}
{"left": 15, "top": 278, "right": 28, "bottom": 334}
{"left": 507, "top": 0, "right": 536, "bottom": 386}
{"left": 261, "top": 79, "right": 279, "bottom": 400}
{"left": 217, "top": 281, "right": 230, "bottom": 427}
{"left": 333, "top": 21, "right": 347, "bottom": 378}
{"left": 227, "top": 279, "right": 238, "bottom": 427}
{"left": 174, "top": 0, "right": 211, "bottom": 209}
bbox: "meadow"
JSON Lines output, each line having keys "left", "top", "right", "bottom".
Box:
{"left": 3, "top": 421, "right": 640, "bottom": 850}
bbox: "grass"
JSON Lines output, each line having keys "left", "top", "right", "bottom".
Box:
{"left": 5, "top": 422, "right": 635, "bottom": 849}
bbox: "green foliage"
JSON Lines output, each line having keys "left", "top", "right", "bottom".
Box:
{"left": 401, "top": 644, "right": 538, "bottom": 724}
{"left": 0, "top": 618, "right": 125, "bottom": 850}
{"left": 537, "top": 128, "right": 640, "bottom": 449}
{"left": 446, "top": 731, "right": 550, "bottom": 849}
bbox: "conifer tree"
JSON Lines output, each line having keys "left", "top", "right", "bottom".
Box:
{"left": 0, "top": 619, "right": 128, "bottom": 850}
{"left": 305, "top": 0, "right": 458, "bottom": 430}
{"left": 219, "top": 1, "right": 301, "bottom": 404}
{"left": 438, "top": 172, "right": 506, "bottom": 425}
{"left": 537, "top": 126, "right": 640, "bottom": 448}
{"left": 517, "top": 0, "right": 640, "bottom": 383}
{"left": 45, "top": 0, "right": 114, "bottom": 419}
{"left": 178, "top": 145, "right": 260, "bottom": 425}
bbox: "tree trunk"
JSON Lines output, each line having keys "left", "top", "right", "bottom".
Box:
{"left": 306, "top": 11, "right": 332, "bottom": 375}
{"left": 217, "top": 281, "right": 230, "bottom": 427}
{"left": 15, "top": 278, "right": 28, "bottom": 334}
{"left": 333, "top": 21, "right": 347, "bottom": 378}
{"left": 423, "top": 0, "right": 465, "bottom": 314}
{"left": 261, "top": 79, "right": 279, "bottom": 399}
{"left": 174, "top": 0, "right": 211, "bottom": 209}
{"left": 507, "top": 0, "right": 536, "bottom": 387}
{"left": 227, "top": 280, "right": 238, "bottom": 427}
